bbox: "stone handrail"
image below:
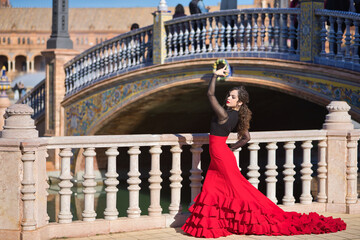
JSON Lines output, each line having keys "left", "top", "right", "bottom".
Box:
{"left": 17, "top": 79, "right": 45, "bottom": 119}
{"left": 315, "top": 9, "right": 360, "bottom": 71}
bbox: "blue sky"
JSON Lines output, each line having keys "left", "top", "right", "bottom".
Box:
{"left": 11, "top": 0, "right": 253, "bottom": 8}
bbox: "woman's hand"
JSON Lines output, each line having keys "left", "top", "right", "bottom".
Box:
{"left": 214, "top": 66, "right": 228, "bottom": 77}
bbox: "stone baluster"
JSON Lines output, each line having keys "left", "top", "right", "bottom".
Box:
{"left": 226, "top": 15, "right": 232, "bottom": 51}
{"left": 184, "top": 22, "right": 190, "bottom": 55}
{"left": 220, "top": 16, "right": 226, "bottom": 52}
{"left": 127, "top": 146, "right": 142, "bottom": 218}
{"left": 178, "top": 23, "right": 184, "bottom": 56}
{"left": 58, "top": 148, "right": 73, "bottom": 223}
{"left": 113, "top": 41, "right": 118, "bottom": 72}
{"left": 123, "top": 39, "right": 128, "bottom": 68}
{"left": 274, "top": 13, "right": 280, "bottom": 52}
{"left": 195, "top": 19, "right": 201, "bottom": 53}
{"left": 233, "top": 147, "right": 241, "bottom": 171}
{"left": 86, "top": 54, "right": 92, "bottom": 84}
{"left": 127, "top": 37, "right": 132, "bottom": 67}
{"left": 169, "top": 144, "right": 183, "bottom": 215}
{"left": 79, "top": 58, "right": 84, "bottom": 86}
{"left": 320, "top": 15, "right": 327, "bottom": 58}
{"left": 246, "top": 14, "right": 252, "bottom": 51}
{"left": 265, "top": 142, "right": 278, "bottom": 203}
{"left": 82, "top": 147, "right": 97, "bottom": 221}
{"left": 354, "top": 20, "right": 360, "bottom": 63}
{"left": 328, "top": 16, "right": 336, "bottom": 59}
{"left": 214, "top": 17, "right": 220, "bottom": 52}
{"left": 189, "top": 144, "right": 203, "bottom": 206}
{"left": 346, "top": 136, "right": 359, "bottom": 204}
{"left": 104, "top": 147, "right": 119, "bottom": 220}
{"left": 68, "top": 65, "right": 73, "bottom": 93}
{"left": 148, "top": 145, "right": 163, "bottom": 216}
{"left": 100, "top": 47, "right": 106, "bottom": 76}
{"left": 282, "top": 141, "right": 296, "bottom": 205}
{"left": 173, "top": 24, "right": 178, "bottom": 57}
{"left": 260, "top": 13, "right": 266, "bottom": 51}
{"left": 335, "top": 17, "right": 344, "bottom": 60}
{"left": 268, "top": 13, "right": 274, "bottom": 51}
{"left": 248, "top": 142, "right": 260, "bottom": 188}
{"left": 96, "top": 48, "right": 101, "bottom": 78}
{"left": 108, "top": 43, "right": 114, "bottom": 73}
{"left": 65, "top": 67, "right": 70, "bottom": 93}
{"left": 190, "top": 21, "right": 195, "bottom": 54}
{"left": 232, "top": 15, "right": 238, "bottom": 51}
{"left": 300, "top": 141, "right": 313, "bottom": 204}
{"left": 135, "top": 35, "right": 140, "bottom": 65}
{"left": 253, "top": 13, "right": 259, "bottom": 51}
{"left": 239, "top": 14, "right": 245, "bottom": 51}
{"left": 281, "top": 13, "right": 288, "bottom": 53}
{"left": 208, "top": 17, "right": 213, "bottom": 52}
{"left": 74, "top": 61, "right": 80, "bottom": 89}
{"left": 344, "top": 19, "right": 352, "bottom": 62}
{"left": 118, "top": 40, "right": 123, "bottom": 70}
{"left": 21, "top": 149, "right": 37, "bottom": 230}
{"left": 85, "top": 55, "right": 90, "bottom": 85}
{"left": 317, "top": 140, "right": 327, "bottom": 203}
{"left": 91, "top": 51, "right": 96, "bottom": 81}
{"left": 201, "top": 18, "right": 207, "bottom": 53}
{"left": 140, "top": 32, "right": 146, "bottom": 63}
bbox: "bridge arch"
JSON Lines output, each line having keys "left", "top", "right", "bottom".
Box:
{"left": 62, "top": 58, "right": 359, "bottom": 136}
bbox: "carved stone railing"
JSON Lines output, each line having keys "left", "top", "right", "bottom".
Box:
{"left": 64, "top": 25, "right": 153, "bottom": 96}
{"left": 17, "top": 79, "right": 45, "bottom": 119}
{"left": 0, "top": 101, "right": 359, "bottom": 240}
{"left": 164, "top": 8, "right": 300, "bottom": 61}
{"left": 315, "top": 9, "right": 360, "bottom": 71}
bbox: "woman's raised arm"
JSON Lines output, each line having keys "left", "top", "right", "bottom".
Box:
{"left": 207, "top": 70, "right": 228, "bottom": 124}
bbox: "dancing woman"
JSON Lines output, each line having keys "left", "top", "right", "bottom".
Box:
{"left": 181, "top": 67, "right": 346, "bottom": 238}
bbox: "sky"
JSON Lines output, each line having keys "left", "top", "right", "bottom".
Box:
{"left": 10, "top": 0, "right": 253, "bottom": 8}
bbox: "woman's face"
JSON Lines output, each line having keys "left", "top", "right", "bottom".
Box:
{"left": 226, "top": 90, "right": 242, "bottom": 110}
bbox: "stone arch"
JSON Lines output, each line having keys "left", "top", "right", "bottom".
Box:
{"left": 0, "top": 55, "right": 8, "bottom": 71}
{"left": 15, "top": 55, "right": 27, "bottom": 72}
{"left": 34, "top": 55, "right": 45, "bottom": 72}
{"left": 62, "top": 58, "right": 360, "bottom": 136}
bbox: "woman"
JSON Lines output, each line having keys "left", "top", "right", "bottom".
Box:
{"left": 173, "top": 4, "right": 186, "bottom": 19}
{"left": 181, "top": 67, "right": 346, "bottom": 238}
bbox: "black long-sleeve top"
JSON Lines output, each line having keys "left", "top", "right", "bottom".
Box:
{"left": 207, "top": 74, "right": 250, "bottom": 149}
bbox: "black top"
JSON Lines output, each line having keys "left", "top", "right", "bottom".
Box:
{"left": 210, "top": 110, "right": 238, "bottom": 136}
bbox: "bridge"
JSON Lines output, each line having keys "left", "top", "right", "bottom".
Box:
{"left": 1, "top": 1, "right": 359, "bottom": 240}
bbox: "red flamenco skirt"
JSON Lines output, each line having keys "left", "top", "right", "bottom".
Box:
{"left": 181, "top": 135, "right": 346, "bottom": 238}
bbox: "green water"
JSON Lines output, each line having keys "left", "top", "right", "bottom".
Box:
{"left": 47, "top": 178, "right": 191, "bottom": 222}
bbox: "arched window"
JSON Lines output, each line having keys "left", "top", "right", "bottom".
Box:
{"left": 8, "top": 37, "right": 11, "bottom": 44}
{"left": 18, "top": 37, "right": 20, "bottom": 44}
{"left": 76, "top": 38, "right": 79, "bottom": 45}
{"left": 27, "top": 38, "right": 30, "bottom": 44}
{"left": 22, "top": 38, "right": 25, "bottom": 44}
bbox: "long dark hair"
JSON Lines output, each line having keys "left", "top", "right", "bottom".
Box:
{"left": 224, "top": 86, "right": 252, "bottom": 139}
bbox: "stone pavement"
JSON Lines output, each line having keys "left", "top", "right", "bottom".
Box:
{"left": 55, "top": 213, "right": 360, "bottom": 240}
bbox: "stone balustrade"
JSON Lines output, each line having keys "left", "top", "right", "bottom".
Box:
{"left": 164, "top": 8, "right": 300, "bottom": 61}
{"left": 316, "top": 9, "right": 360, "bottom": 71}
{"left": 0, "top": 101, "right": 359, "bottom": 240}
{"left": 17, "top": 80, "right": 45, "bottom": 119}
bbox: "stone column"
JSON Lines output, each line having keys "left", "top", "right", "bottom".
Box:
{"left": 0, "top": 104, "right": 48, "bottom": 240}
{"left": 299, "top": 0, "right": 324, "bottom": 62}
{"left": 41, "top": 49, "right": 78, "bottom": 170}
{"left": 152, "top": 1, "right": 172, "bottom": 65}
{"left": 322, "top": 101, "right": 354, "bottom": 213}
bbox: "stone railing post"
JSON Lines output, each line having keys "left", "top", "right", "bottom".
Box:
{"left": 0, "top": 104, "right": 48, "bottom": 240}
{"left": 322, "top": 101, "right": 354, "bottom": 213}
{"left": 152, "top": 0, "right": 172, "bottom": 64}
{"left": 299, "top": 0, "right": 324, "bottom": 62}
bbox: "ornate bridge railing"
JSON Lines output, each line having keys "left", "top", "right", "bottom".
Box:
{"left": 64, "top": 25, "right": 153, "bottom": 96}
{"left": 17, "top": 79, "right": 45, "bottom": 119}
{"left": 164, "top": 8, "right": 300, "bottom": 62}
{"left": 315, "top": 9, "right": 360, "bottom": 71}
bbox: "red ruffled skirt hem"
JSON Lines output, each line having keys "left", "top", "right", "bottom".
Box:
{"left": 181, "top": 135, "right": 346, "bottom": 238}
